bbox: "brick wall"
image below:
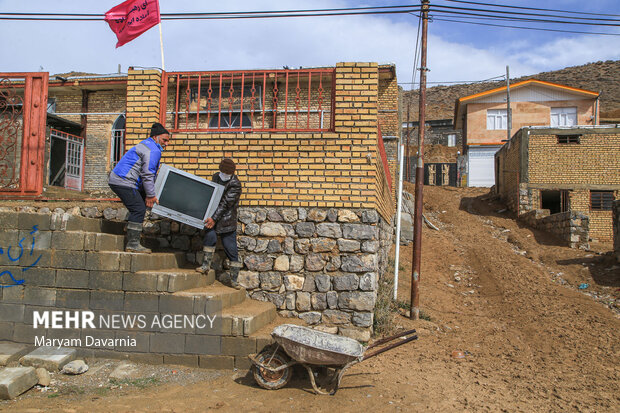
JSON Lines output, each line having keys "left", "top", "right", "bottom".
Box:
{"left": 378, "top": 67, "right": 399, "bottom": 202}
{"left": 613, "top": 200, "right": 620, "bottom": 262}
{"left": 496, "top": 127, "right": 620, "bottom": 242}
{"left": 125, "top": 69, "right": 162, "bottom": 147}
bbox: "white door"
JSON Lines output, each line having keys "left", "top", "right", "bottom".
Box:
{"left": 468, "top": 146, "right": 501, "bottom": 187}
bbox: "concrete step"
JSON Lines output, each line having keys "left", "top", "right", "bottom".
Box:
{"left": 0, "top": 343, "right": 31, "bottom": 367}
{"left": 221, "top": 300, "right": 277, "bottom": 337}
{"left": 0, "top": 366, "right": 38, "bottom": 400}
{"left": 174, "top": 282, "right": 247, "bottom": 310}
{"left": 125, "top": 268, "right": 213, "bottom": 293}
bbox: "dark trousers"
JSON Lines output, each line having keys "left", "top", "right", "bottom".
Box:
{"left": 203, "top": 229, "right": 238, "bottom": 262}
{"left": 109, "top": 184, "right": 146, "bottom": 223}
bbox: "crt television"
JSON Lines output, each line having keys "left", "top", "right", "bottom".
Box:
{"left": 151, "top": 164, "right": 224, "bottom": 229}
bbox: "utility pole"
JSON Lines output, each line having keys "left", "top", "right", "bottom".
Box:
{"left": 410, "top": 0, "right": 429, "bottom": 320}
{"left": 405, "top": 103, "right": 411, "bottom": 181}
{"left": 506, "top": 65, "right": 511, "bottom": 143}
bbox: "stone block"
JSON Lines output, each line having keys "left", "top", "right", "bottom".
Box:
{"left": 342, "top": 224, "right": 377, "bottom": 240}
{"left": 23, "top": 287, "right": 56, "bottom": 306}
{"left": 299, "top": 311, "right": 322, "bottom": 324}
{"left": 51, "top": 250, "right": 86, "bottom": 270}
{"left": 338, "top": 291, "right": 376, "bottom": 311}
{"left": 260, "top": 223, "right": 286, "bottom": 237}
{"left": 332, "top": 273, "right": 359, "bottom": 291}
{"left": 64, "top": 215, "right": 100, "bottom": 232}
{"left": 114, "top": 331, "right": 150, "bottom": 353}
{"left": 340, "top": 255, "right": 377, "bottom": 273}
{"left": 314, "top": 274, "right": 331, "bottom": 292}
{"left": 0, "top": 367, "right": 38, "bottom": 399}
{"left": 273, "top": 255, "right": 290, "bottom": 272}
{"left": 307, "top": 209, "right": 327, "bottom": 222}
{"left": 238, "top": 271, "right": 260, "bottom": 290}
{"left": 0, "top": 211, "right": 19, "bottom": 230}
{"left": 283, "top": 275, "right": 304, "bottom": 291}
{"left": 295, "top": 222, "right": 316, "bottom": 237}
{"left": 0, "top": 343, "right": 30, "bottom": 366}
{"left": 18, "top": 268, "right": 55, "bottom": 287}
{"left": 1, "top": 284, "right": 24, "bottom": 302}
{"left": 361, "top": 210, "right": 379, "bottom": 223}
{"left": 0, "top": 303, "right": 25, "bottom": 322}
{"left": 221, "top": 336, "right": 256, "bottom": 356}
{"left": 305, "top": 254, "right": 326, "bottom": 271}
{"left": 55, "top": 270, "right": 89, "bottom": 289}
{"left": 56, "top": 289, "right": 90, "bottom": 309}
{"left": 322, "top": 309, "right": 351, "bottom": 325}
{"left": 339, "top": 326, "right": 371, "bottom": 342}
{"left": 89, "top": 271, "right": 123, "bottom": 291}
{"left": 244, "top": 255, "right": 273, "bottom": 272}
{"left": 12, "top": 324, "right": 38, "bottom": 343}
{"left": 359, "top": 272, "right": 377, "bottom": 291}
{"left": 338, "top": 209, "right": 359, "bottom": 223}
{"left": 199, "top": 355, "right": 234, "bottom": 370}
{"left": 159, "top": 294, "right": 194, "bottom": 314}
{"left": 295, "top": 239, "right": 311, "bottom": 254}
{"left": 51, "top": 231, "right": 85, "bottom": 250}
{"left": 338, "top": 239, "right": 361, "bottom": 252}
{"left": 95, "top": 233, "right": 124, "bottom": 251}
{"left": 267, "top": 240, "right": 282, "bottom": 253}
{"left": 19, "top": 230, "right": 51, "bottom": 250}
{"left": 289, "top": 255, "right": 304, "bottom": 272}
{"left": 185, "top": 335, "right": 221, "bottom": 355}
{"left": 123, "top": 273, "right": 159, "bottom": 292}
{"left": 311, "top": 293, "right": 327, "bottom": 311}
{"left": 296, "top": 292, "right": 311, "bottom": 312}
{"left": 86, "top": 251, "right": 121, "bottom": 271}
{"left": 18, "top": 213, "right": 51, "bottom": 231}
{"left": 124, "top": 292, "right": 159, "bottom": 313}
{"left": 316, "top": 223, "right": 342, "bottom": 238}
{"left": 150, "top": 333, "right": 185, "bottom": 354}
{"left": 302, "top": 274, "right": 316, "bottom": 292}
{"left": 17, "top": 250, "right": 53, "bottom": 269}
{"left": 311, "top": 238, "right": 337, "bottom": 252}
{"left": 361, "top": 240, "right": 380, "bottom": 253}
{"left": 0, "top": 230, "right": 18, "bottom": 250}
{"left": 91, "top": 291, "right": 124, "bottom": 311}
{"left": 20, "top": 346, "right": 76, "bottom": 371}
{"left": 327, "top": 291, "right": 338, "bottom": 309}
{"left": 163, "top": 354, "right": 199, "bottom": 368}
{"left": 260, "top": 272, "right": 282, "bottom": 291}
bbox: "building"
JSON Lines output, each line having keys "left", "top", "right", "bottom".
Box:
{"left": 454, "top": 80, "right": 600, "bottom": 187}
{"left": 495, "top": 125, "right": 620, "bottom": 243}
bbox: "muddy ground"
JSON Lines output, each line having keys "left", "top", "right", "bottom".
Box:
{"left": 2, "top": 185, "right": 619, "bottom": 412}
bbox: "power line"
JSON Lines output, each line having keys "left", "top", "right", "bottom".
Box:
{"left": 434, "top": 4, "right": 620, "bottom": 23}
{"left": 431, "top": 16, "right": 620, "bottom": 36}
{"left": 410, "top": 12, "right": 423, "bottom": 91}
{"left": 439, "top": 0, "right": 620, "bottom": 18}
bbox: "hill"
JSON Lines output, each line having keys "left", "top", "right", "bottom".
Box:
{"left": 403, "top": 60, "right": 620, "bottom": 122}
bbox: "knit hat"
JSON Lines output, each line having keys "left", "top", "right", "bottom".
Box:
{"left": 150, "top": 122, "right": 170, "bottom": 137}
{"left": 219, "top": 158, "right": 236, "bottom": 175}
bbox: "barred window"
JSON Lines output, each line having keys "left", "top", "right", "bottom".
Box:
{"left": 557, "top": 135, "right": 580, "bottom": 144}
{"left": 590, "top": 191, "right": 614, "bottom": 211}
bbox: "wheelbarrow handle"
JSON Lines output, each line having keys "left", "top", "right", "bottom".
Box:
{"left": 362, "top": 334, "right": 418, "bottom": 361}
{"left": 366, "top": 328, "right": 417, "bottom": 350}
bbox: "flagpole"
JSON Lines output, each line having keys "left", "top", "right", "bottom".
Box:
{"left": 159, "top": 22, "right": 165, "bottom": 71}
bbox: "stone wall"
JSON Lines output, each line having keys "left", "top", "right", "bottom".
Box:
{"left": 518, "top": 209, "right": 589, "bottom": 249}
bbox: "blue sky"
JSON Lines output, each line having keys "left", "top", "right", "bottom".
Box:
{"left": 0, "top": 0, "right": 618, "bottom": 88}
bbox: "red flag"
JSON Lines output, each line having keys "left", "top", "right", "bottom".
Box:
{"left": 105, "top": 0, "right": 161, "bottom": 48}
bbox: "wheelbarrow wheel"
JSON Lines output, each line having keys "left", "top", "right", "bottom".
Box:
{"left": 252, "top": 351, "right": 292, "bottom": 390}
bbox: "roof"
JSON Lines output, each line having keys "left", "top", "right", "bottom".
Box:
{"left": 454, "top": 79, "right": 599, "bottom": 129}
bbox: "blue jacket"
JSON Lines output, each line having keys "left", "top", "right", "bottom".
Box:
{"left": 108, "top": 137, "right": 162, "bottom": 197}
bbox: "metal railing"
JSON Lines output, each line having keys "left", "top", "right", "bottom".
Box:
{"left": 160, "top": 69, "right": 335, "bottom": 133}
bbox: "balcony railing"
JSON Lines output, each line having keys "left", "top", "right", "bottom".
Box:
{"left": 160, "top": 69, "right": 335, "bottom": 133}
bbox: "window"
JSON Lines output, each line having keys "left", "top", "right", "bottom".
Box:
{"left": 447, "top": 133, "right": 456, "bottom": 147}
{"left": 541, "top": 190, "right": 570, "bottom": 215}
{"left": 550, "top": 107, "right": 577, "bottom": 127}
{"left": 110, "top": 115, "right": 125, "bottom": 168}
{"left": 487, "top": 109, "right": 507, "bottom": 130}
{"left": 557, "top": 135, "right": 580, "bottom": 144}
{"left": 47, "top": 98, "right": 56, "bottom": 113}
{"left": 209, "top": 113, "right": 252, "bottom": 129}
{"left": 590, "top": 191, "right": 614, "bottom": 211}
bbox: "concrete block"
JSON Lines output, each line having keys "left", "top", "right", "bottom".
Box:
{"left": 17, "top": 250, "right": 52, "bottom": 269}
{"left": 88, "top": 271, "right": 123, "bottom": 291}
{"left": 100, "top": 219, "right": 125, "bottom": 235}
{"left": 0, "top": 366, "right": 38, "bottom": 399}
{"left": 23, "top": 305, "right": 51, "bottom": 325}
{"left": 18, "top": 213, "right": 51, "bottom": 231}
{"left": 19, "top": 346, "right": 76, "bottom": 371}
{"left": 159, "top": 295, "right": 194, "bottom": 314}
{"left": 90, "top": 291, "right": 124, "bottom": 311}
{"left": 80, "top": 329, "right": 115, "bottom": 349}
{"left": 0, "top": 284, "right": 24, "bottom": 302}
{"left": 23, "top": 287, "right": 56, "bottom": 306}
{"left": 0, "top": 211, "right": 19, "bottom": 230}
{"left": 95, "top": 233, "right": 124, "bottom": 251}
{"left": 83, "top": 233, "right": 96, "bottom": 251}
{"left": 234, "top": 356, "right": 253, "bottom": 370}
{"left": 221, "top": 336, "right": 257, "bottom": 356}
{"left": 185, "top": 335, "right": 221, "bottom": 355}
{"left": 47, "top": 328, "right": 81, "bottom": 343}
{"left": 0, "top": 230, "right": 19, "bottom": 250}
{"left": 166, "top": 273, "right": 207, "bottom": 292}
{"left": 19, "top": 230, "right": 51, "bottom": 250}
{"left": 163, "top": 354, "right": 199, "bottom": 368}
{"left": 115, "top": 331, "right": 150, "bottom": 353}
{"left": 256, "top": 336, "right": 275, "bottom": 353}
{"left": 64, "top": 215, "right": 100, "bottom": 232}
{"left": 198, "top": 355, "right": 234, "bottom": 370}
{"left": 0, "top": 303, "right": 25, "bottom": 322}
{"left": 12, "top": 324, "right": 38, "bottom": 343}
{"left": 0, "top": 322, "right": 14, "bottom": 340}
{"left": 124, "top": 292, "right": 159, "bottom": 312}
{"left": 127, "top": 353, "right": 164, "bottom": 365}
{"left": 55, "top": 270, "right": 89, "bottom": 289}
{"left": 56, "top": 289, "right": 90, "bottom": 309}
{"left": 119, "top": 254, "right": 132, "bottom": 271}
{"left": 123, "top": 273, "right": 158, "bottom": 292}
{"left": 0, "top": 343, "right": 30, "bottom": 366}
{"left": 149, "top": 333, "right": 185, "bottom": 354}
{"left": 51, "top": 231, "right": 85, "bottom": 250}
{"left": 18, "top": 268, "right": 55, "bottom": 287}
{"left": 51, "top": 250, "right": 85, "bottom": 270}
{"left": 85, "top": 251, "right": 120, "bottom": 271}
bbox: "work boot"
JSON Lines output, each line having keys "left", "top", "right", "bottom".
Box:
{"left": 229, "top": 261, "right": 243, "bottom": 289}
{"left": 195, "top": 246, "right": 216, "bottom": 274}
{"left": 126, "top": 222, "right": 151, "bottom": 253}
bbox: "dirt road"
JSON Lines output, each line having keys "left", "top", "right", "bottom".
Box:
{"left": 4, "top": 186, "right": 619, "bottom": 412}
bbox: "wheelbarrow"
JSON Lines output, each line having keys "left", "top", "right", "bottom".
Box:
{"left": 248, "top": 324, "right": 417, "bottom": 395}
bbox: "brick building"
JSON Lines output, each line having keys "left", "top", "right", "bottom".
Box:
{"left": 455, "top": 80, "right": 600, "bottom": 187}
{"left": 495, "top": 126, "right": 620, "bottom": 243}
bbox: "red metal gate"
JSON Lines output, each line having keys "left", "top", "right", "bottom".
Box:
{"left": 0, "top": 72, "right": 48, "bottom": 197}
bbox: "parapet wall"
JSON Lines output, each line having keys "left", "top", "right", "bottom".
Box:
{"left": 614, "top": 200, "right": 620, "bottom": 262}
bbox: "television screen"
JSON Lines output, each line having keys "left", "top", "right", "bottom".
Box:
{"left": 158, "top": 171, "right": 214, "bottom": 220}
{"left": 151, "top": 164, "right": 224, "bottom": 229}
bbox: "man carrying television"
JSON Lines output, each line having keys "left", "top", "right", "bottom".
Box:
{"left": 108, "top": 122, "right": 171, "bottom": 253}
{"left": 196, "top": 158, "right": 243, "bottom": 289}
